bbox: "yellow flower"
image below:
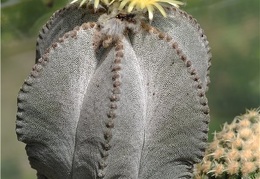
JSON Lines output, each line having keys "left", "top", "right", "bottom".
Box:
{"left": 71, "top": 0, "right": 184, "bottom": 20}
{"left": 71, "top": 0, "right": 108, "bottom": 9}
{"left": 119, "top": 0, "right": 184, "bottom": 20}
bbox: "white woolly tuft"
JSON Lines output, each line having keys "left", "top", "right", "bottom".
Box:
{"left": 98, "top": 13, "right": 142, "bottom": 38}
{"left": 101, "top": 18, "right": 126, "bottom": 37}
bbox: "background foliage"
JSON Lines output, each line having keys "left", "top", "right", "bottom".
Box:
{"left": 1, "top": 0, "right": 259, "bottom": 178}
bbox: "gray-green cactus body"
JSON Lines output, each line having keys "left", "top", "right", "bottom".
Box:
{"left": 16, "top": 3, "right": 211, "bottom": 179}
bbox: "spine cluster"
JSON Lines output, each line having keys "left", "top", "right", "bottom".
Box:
{"left": 194, "top": 109, "right": 260, "bottom": 179}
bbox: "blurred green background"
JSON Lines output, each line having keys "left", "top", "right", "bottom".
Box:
{"left": 1, "top": 0, "right": 259, "bottom": 178}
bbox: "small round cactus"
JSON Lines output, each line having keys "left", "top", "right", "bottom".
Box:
{"left": 195, "top": 109, "right": 260, "bottom": 179}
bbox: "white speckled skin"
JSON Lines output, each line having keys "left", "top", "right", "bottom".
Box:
{"left": 16, "top": 3, "right": 211, "bottom": 179}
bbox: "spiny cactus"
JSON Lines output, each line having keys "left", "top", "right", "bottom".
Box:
{"left": 16, "top": 1, "right": 211, "bottom": 178}
{"left": 194, "top": 109, "right": 260, "bottom": 179}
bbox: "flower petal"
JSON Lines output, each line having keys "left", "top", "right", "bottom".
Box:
{"left": 128, "top": 0, "right": 137, "bottom": 12}
{"left": 147, "top": 5, "right": 154, "bottom": 21}
{"left": 94, "top": 0, "right": 100, "bottom": 9}
{"left": 119, "top": 0, "right": 131, "bottom": 10}
{"left": 153, "top": 2, "right": 167, "bottom": 17}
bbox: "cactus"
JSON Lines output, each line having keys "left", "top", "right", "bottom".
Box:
{"left": 16, "top": 1, "right": 211, "bottom": 179}
{"left": 194, "top": 109, "right": 260, "bottom": 179}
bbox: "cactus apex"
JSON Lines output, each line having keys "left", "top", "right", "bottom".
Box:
{"left": 71, "top": 0, "right": 185, "bottom": 20}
